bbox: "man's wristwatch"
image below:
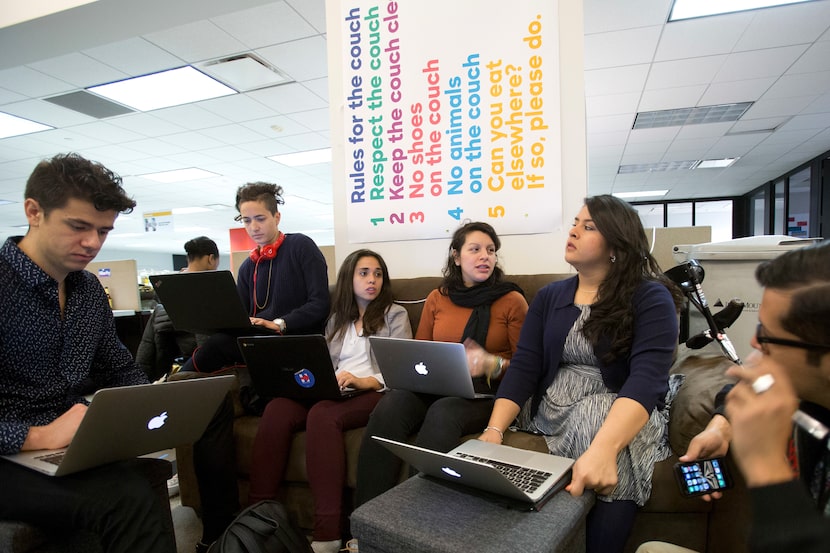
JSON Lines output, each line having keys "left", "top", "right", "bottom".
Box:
{"left": 272, "top": 318, "right": 286, "bottom": 333}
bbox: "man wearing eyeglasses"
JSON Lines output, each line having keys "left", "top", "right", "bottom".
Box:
{"left": 723, "top": 240, "right": 830, "bottom": 552}
{"left": 637, "top": 241, "right": 829, "bottom": 553}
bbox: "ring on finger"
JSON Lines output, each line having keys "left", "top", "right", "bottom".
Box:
{"left": 751, "top": 374, "right": 775, "bottom": 394}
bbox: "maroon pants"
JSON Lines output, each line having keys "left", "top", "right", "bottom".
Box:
{"left": 248, "top": 391, "right": 383, "bottom": 540}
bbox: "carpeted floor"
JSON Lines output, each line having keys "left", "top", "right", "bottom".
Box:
{"left": 171, "top": 493, "right": 203, "bottom": 553}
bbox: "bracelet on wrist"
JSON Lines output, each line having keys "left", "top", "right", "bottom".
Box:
{"left": 484, "top": 425, "right": 504, "bottom": 441}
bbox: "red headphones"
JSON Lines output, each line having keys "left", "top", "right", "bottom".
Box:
{"left": 250, "top": 233, "right": 285, "bottom": 262}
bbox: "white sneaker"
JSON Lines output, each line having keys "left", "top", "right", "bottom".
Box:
{"left": 310, "top": 540, "right": 341, "bottom": 553}
{"left": 167, "top": 474, "right": 180, "bottom": 498}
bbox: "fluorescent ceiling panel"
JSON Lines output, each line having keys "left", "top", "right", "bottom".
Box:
{"left": 268, "top": 148, "right": 332, "bottom": 166}
{"left": 669, "top": 0, "right": 816, "bottom": 21}
{"left": 139, "top": 168, "right": 220, "bottom": 183}
{"left": 696, "top": 158, "right": 739, "bottom": 168}
{"left": 88, "top": 66, "right": 236, "bottom": 112}
{"left": 633, "top": 102, "right": 753, "bottom": 129}
{"left": 613, "top": 190, "right": 668, "bottom": 199}
{"left": 0, "top": 112, "right": 53, "bottom": 138}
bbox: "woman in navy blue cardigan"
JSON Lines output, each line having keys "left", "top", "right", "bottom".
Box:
{"left": 479, "top": 195, "right": 682, "bottom": 553}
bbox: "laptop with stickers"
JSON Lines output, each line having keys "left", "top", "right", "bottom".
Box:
{"left": 368, "top": 336, "right": 494, "bottom": 399}
{"left": 372, "top": 436, "right": 573, "bottom": 511}
{"left": 2, "top": 375, "right": 234, "bottom": 477}
{"left": 237, "top": 335, "right": 365, "bottom": 401}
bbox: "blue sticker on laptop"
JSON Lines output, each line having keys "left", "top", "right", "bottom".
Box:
{"left": 294, "top": 369, "right": 315, "bottom": 388}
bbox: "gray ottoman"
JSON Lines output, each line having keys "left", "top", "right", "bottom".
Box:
{"left": 351, "top": 476, "right": 594, "bottom": 553}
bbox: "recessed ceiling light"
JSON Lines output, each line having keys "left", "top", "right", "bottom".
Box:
{"left": 0, "top": 112, "right": 53, "bottom": 138}
{"left": 88, "top": 66, "right": 236, "bottom": 112}
{"left": 139, "top": 168, "right": 220, "bottom": 183}
{"left": 669, "top": 0, "right": 816, "bottom": 21}
{"left": 268, "top": 148, "right": 332, "bottom": 167}
{"left": 695, "top": 158, "right": 739, "bottom": 169}
{"left": 613, "top": 190, "right": 669, "bottom": 199}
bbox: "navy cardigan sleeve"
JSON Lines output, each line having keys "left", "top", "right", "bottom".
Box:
{"left": 497, "top": 276, "right": 677, "bottom": 419}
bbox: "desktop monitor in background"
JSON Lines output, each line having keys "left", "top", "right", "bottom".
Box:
{"left": 86, "top": 259, "right": 141, "bottom": 311}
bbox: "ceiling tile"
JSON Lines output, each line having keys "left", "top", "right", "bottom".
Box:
{"left": 583, "top": 0, "right": 668, "bottom": 34}
{"left": 654, "top": 14, "right": 749, "bottom": 61}
{"left": 743, "top": 95, "right": 817, "bottom": 119}
{"left": 82, "top": 38, "right": 184, "bottom": 77}
{"left": 286, "top": 0, "right": 326, "bottom": 33}
{"left": 714, "top": 45, "right": 807, "bottom": 82}
{"left": 639, "top": 85, "right": 706, "bottom": 111}
{"left": 584, "top": 26, "right": 663, "bottom": 71}
{"left": 144, "top": 21, "right": 247, "bottom": 64}
{"left": 211, "top": 2, "right": 317, "bottom": 49}
{"left": 735, "top": 2, "right": 830, "bottom": 51}
{"left": 646, "top": 56, "right": 726, "bottom": 89}
{"left": 247, "top": 82, "right": 327, "bottom": 114}
{"left": 585, "top": 64, "right": 650, "bottom": 97}
{"left": 0, "top": 66, "right": 74, "bottom": 97}
{"left": 28, "top": 53, "right": 128, "bottom": 88}
{"left": 585, "top": 92, "right": 640, "bottom": 117}
{"left": 763, "top": 71, "right": 830, "bottom": 99}
{"left": 699, "top": 77, "right": 775, "bottom": 105}
{"left": 256, "top": 36, "right": 328, "bottom": 82}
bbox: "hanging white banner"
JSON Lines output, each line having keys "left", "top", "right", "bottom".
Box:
{"left": 338, "top": 0, "right": 563, "bottom": 243}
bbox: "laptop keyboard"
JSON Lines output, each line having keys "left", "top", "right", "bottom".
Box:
{"left": 35, "top": 452, "right": 65, "bottom": 466}
{"left": 455, "top": 452, "right": 552, "bottom": 493}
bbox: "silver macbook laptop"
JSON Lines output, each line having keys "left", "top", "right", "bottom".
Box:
{"left": 368, "top": 336, "right": 493, "bottom": 399}
{"left": 373, "top": 436, "right": 573, "bottom": 511}
{"left": 237, "top": 335, "right": 365, "bottom": 401}
{"left": 2, "top": 375, "right": 234, "bottom": 477}
{"left": 150, "top": 271, "right": 262, "bottom": 333}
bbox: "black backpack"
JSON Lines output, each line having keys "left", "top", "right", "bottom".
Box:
{"left": 207, "top": 500, "right": 313, "bottom": 553}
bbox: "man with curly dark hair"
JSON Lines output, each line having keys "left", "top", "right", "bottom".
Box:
{"left": 0, "top": 153, "right": 175, "bottom": 552}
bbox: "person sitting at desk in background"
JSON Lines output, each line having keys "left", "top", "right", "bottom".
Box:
{"left": 355, "top": 221, "right": 528, "bottom": 507}
{"left": 479, "top": 195, "right": 683, "bottom": 553}
{"left": 638, "top": 240, "right": 830, "bottom": 553}
{"left": 0, "top": 153, "right": 175, "bottom": 552}
{"left": 136, "top": 235, "right": 220, "bottom": 380}
{"left": 179, "top": 181, "right": 330, "bottom": 375}
{"left": 248, "top": 249, "right": 412, "bottom": 553}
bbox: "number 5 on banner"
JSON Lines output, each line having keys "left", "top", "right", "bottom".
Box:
{"left": 488, "top": 206, "right": 505, "bottom": 218}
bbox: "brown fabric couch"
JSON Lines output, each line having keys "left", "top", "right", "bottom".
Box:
{"left": 175, "top": 274, "right": 749, "bottom": 552}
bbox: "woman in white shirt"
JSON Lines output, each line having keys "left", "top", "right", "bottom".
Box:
{"left": 247, "top": 249, "right": 411, "bottom": 553}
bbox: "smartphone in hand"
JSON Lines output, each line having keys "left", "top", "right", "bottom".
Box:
{"left": 674, "top": 457, "right": 733, "bottom": 497}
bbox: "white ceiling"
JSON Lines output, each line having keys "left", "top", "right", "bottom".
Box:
{"left": 1, "top": 0, "right": 829, "bottom": 255}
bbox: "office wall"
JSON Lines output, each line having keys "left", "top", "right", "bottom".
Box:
{"left": 326, "top": 1, "right": 588, "bottom": 278}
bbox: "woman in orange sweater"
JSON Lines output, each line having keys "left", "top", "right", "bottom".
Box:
{"left": 355, "top": 221, "right": 528, "bottom": 506}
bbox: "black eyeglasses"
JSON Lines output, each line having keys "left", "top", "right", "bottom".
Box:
{"left": 755, "top": 323, "right": 828, "bottom": 353}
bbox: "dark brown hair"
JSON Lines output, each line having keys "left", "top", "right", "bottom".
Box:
{"left": 328, "top": 249, "right": 395, "bottom": 342}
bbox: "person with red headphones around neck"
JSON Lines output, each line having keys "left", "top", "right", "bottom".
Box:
{"left": 180, "top": 181, "right": 330, "bottom": 375}
{"left": 177, "top": 182, "right": 330, "bottom": 553}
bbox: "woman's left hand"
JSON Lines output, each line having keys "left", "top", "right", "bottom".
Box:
{"left": 566, "top": 444, "right": 619, "bottom": 497}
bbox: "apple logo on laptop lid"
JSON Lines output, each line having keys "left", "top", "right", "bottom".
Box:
{"left": 442, "top": 466, "right": 462, "bottom": 478}
{"left": 414, "top": 362, "right": 428, "bottom": 375}
{"left": 147, "top": 412, "right": 168, "bottom": 430}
